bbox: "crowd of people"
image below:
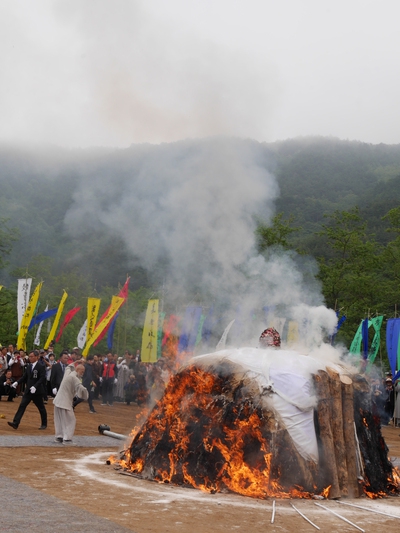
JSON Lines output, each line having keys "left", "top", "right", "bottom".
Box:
{"left": 2, "top": 337, "right": 400, "bottom": 441}
{"left": 0, "top": 342, "right": 174, "bottom": 443}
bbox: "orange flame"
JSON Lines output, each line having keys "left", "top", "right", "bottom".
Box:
{"left": 116, "top": 365, "right": 324, "bottom": 499}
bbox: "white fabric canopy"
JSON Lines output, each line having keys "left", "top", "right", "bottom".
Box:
{"left": 192, "top": 347, "right": 339, "bottom": 463}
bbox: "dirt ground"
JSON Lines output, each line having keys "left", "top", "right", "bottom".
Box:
{"left": 1, "top": 396, "right": 400, "bottom": 533}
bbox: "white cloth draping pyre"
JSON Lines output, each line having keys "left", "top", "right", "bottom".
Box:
{"left": 192, "top": 347, "right": 348, "bottom": 463}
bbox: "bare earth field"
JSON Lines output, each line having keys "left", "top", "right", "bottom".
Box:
{"left": 1, "top": 396, "right": 400, "bottom": 533}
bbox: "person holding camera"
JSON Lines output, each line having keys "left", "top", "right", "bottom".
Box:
{"left": 0, "top": 369, "right": 17, "bottom": 402}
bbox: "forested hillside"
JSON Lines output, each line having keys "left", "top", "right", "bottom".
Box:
{"left": 0, "top": 136, "right": 399, "bottom": 354}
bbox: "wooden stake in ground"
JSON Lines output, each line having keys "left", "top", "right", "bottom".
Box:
{"left": 327, "top": 368, "right": 348, "bottom": 495}
{"left": 341, "top": 375, "right": 359, "bottom": 498}
{"left": 313, "top": 370, "right": 341, "bottom": 499}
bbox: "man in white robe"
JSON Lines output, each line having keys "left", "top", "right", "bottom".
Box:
{"left": 53, "top": 363, "right": 88, "bottom": 444}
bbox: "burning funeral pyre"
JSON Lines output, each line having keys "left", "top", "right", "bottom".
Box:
{"left": 117, "top": 347, "right": 400, "bottom": 500}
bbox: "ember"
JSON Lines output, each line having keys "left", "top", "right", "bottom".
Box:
{"left": 117, "top": 348, "right": 400, "bottom": 500}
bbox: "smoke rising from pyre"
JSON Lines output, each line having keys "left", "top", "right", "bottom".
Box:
{"left": 65, "top": 137, "right": 336, "bottom": 346}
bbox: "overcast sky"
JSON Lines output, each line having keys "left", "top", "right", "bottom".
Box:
{"left": 1, "top": 0, "right": 399, "bottom": 148}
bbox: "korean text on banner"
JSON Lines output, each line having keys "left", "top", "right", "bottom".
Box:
{"left": 17, "top": 282, "right": 43, "bottom": 351}
{"left": 87, "top": 297, "right": 101, "bottom": 339}
{"left": 141, "top": 299, "right": 159, "bottom": 363}
{"left": 83, "top": 296, "right": 125, "bottom": 356}
{"left": 17, "top": 278, "right": 32, "bottom": 331}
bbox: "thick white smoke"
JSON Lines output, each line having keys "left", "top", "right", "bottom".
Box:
{"left": 65, "top": 137, "right": 337, "bottom": 347}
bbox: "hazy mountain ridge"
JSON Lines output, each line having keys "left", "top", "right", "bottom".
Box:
{"left": 1, "top": 136, "right": 400, "bottom": 287}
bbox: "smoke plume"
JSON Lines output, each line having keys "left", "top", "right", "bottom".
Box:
{"left": 65, "top": 137, "right": 336, "bottom": 347}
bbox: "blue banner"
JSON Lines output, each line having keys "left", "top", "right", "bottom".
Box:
{"left": 107, "top": 311, "right": 119, "bottom": 350}
{"left": 362, "top": 318, "right": 369, "bottom": 360}
{"left": 201, "top": 306, "right": 214, "bottom": 343}
{"left": 386, "top": 318, "right": 400, "bottom": 376}
{"left": 178, "top": 306, "right": 202, "bottom": 353}
{"left": 28, "top": 307, "right": 57, "bottom": 331}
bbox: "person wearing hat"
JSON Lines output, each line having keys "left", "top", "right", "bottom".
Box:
{"left": 259, "top": 328, "right": 281, "bottom": 349}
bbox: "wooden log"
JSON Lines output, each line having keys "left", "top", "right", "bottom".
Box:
{"left": 341, "top": 377, "right": 359, "bottom": 498}
{"left": 313, "top": 370, "right": 341, "bottom": 499}
{"left": 326, "top": 368, "right": 348, "bottom": 496}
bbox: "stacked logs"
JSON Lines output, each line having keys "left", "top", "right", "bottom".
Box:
{"left": 313, "top": 369, "right": 359, "bottom": 498}
{"left": 313, "top": 369, "right": 397, "bottom": 498}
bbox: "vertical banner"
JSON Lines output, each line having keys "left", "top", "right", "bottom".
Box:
{"left": 270, "top": 317, "right": 286, "bottom": 337}
{"left": 216, "top": 319, "right": 235, "bottom": 350}
{"left": 178, "top": 306, "right": 203, "bottom": 353}
{"left": 201, "top": 306, "right": 214, "bottom": 344}
{"left": 386, "top": 318, "right": 400, "bottom": 376}
{"left": 107, "top": 312, "right": 119, "bottom": 350}
{"left": 93, "top": 277, "right": 130, "bottom": 346}
{"left": 349, "top": 320, "right": 363, "bottom": 354}
{"left": 367, "top": 316, "right": 383, "bottom": 364}
{"left": 286, "top": 321, "right": 299, "bottom": 346}
{"left": 17, "top": 278, "right": 32, "bottom": 331}
{"left": 162, "top": 315, "right": 180, "bottom": 347}
{"left": 34, "top": 304, "right": 50, "bottom": 346}
{"left": 76, "top": 298, "right": 101, "bottom": 350}
{"left": 17, "top": 282, "right": 43, "bottom": 350}
{"left": 87, "top": 297, "right": 101, "bottom": 339}
{"left": 83, "top": 296, "right": 125, "bottom": 356}
{"left": 56, "top": 307, "right": 81, "bottom": 343}
{"left": 362, "top": 318, "right": 369, "bottom": 360}
{"left": 44, "top": 291, "right": 68, "bottom": 349}
{"left": 330, "top": 313, "right": 346, "bottom": 346}
{"left": 77, "top": 319, "right": 87, "bottom": 350}
{"left": 157, "top": 312, "right": 166, "bottom": 359}
{"left": 195, "top": 314, "right": 206, "bottom": 347}
{"left": 141, "top": 299, "right": 159, "bottom": 363}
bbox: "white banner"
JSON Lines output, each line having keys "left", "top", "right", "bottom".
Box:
{"left": 17, "top": 278, "right": 32, "bottom": 331}
{"left": 216, "top": 319, "right": 235, "bottom": 350}
{"left": 77, "top": 319, "right": 87, "bottom": 350}
{"left": 34, "top": 304, "right": 48, "bottom": 346}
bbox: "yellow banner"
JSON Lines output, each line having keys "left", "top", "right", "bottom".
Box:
{"left": 83, "top": 295, "right": 124, "bottom": 356}
{"left": 44, "top": 291, "right": 68, "bottom": 349}
{"left": 17, "top": 282, "right": 43, "bottom": 350}
{"left": 87, "top": 297, "right": 101, "bottom": 338}
{"left": 0, "top": 285, "right": 3, "bottom": 291}
{"left": 141, "top": 299, "right": 159, "bottom": 363}
{"left": 287, "top": 320, "right": 299, "bottom": 346}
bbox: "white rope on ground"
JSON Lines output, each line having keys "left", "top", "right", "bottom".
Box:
{"left": 336, "top": 500, "right": 400, "bottom": 519}
{"left": 271, "top": 500, "right": 276, "bottom": 524}
{"left": 290, "top": 503, "right": 320, "bottom": 530}
{"left": 314, "top": 502, "right": 365, "bottom": 532}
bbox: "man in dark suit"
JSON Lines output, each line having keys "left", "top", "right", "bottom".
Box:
{"left": 50, "top": 350, "right": 69, "bottom": 396}
{"left": 7, "top": 350, "right": 47, "bottom": 430}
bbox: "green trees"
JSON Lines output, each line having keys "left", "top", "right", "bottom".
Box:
{"left": 255, "top": 213, "right": 299, "bottom": 252}
{"left": 315, "top": 207, "right": 399, "bottom": 347}
{"left": 0, "top": 217, "right": 18, "bottom": 271}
